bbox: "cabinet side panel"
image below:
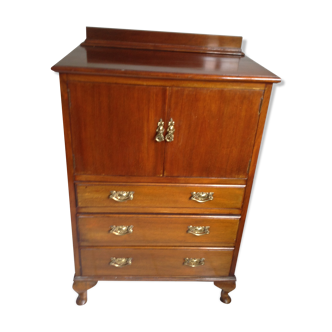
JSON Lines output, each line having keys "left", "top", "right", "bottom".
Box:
{"left": 230, "top": 84, "right": 272, "bottom": 275}
{"left": 59, "top": 74, "right": 81, "bottom": 275}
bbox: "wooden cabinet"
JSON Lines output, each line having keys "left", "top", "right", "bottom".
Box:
{"left": 52, "top": 27, "right": 280, "bottom": 305}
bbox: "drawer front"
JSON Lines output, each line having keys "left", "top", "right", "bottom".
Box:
{"left": 76, "top": 183, "right": 245, "bottom": 214}
{"left": 78, "top": 214, "right": 239, "bottom": 247}
{"left": 81, "top": 248, "right": 233, "bottom": 276}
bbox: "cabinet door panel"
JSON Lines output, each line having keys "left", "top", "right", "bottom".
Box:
{"left": 164, "top": 88, "right": 263, "bottom": 178}
{"left": 69, "top": 82, "right": 167, "bottom": 176}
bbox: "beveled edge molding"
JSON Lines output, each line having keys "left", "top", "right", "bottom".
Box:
{"left": 77, "top": 213, "right": 241, "bottom": 219}
{"left": 75, "top": 181, "right": 246, "bottom": 188}
{"left": 74, "top": 174, "right": 248, "bottom": 185}
{"left": 66, "top": 74, "right": 266, "bottom": 90}
{"left": 80, "top": 245, "right": 234, "bottom": 250}
{"left": 74, "top": 275, "right": 237, "bottom": 282}
{"left": 76, "top": 206, "right": 242, "bottom": 215}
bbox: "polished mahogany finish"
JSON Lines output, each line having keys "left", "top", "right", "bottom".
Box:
{"left": 69, "top": 82, "right": 167, "bottom": 176}
{"left": 52, "top": 27, "right": 280, "bottom": 305}
{"left": 164, "top": 87, "right": 263, "bottom": 178}
{"left": 77, "top": 214, "right": 240, "bottom": 247}
{"left": 76, "top": 183, "right": 245, "bottom": 212}
{"left": 81, "top": 27, "right": 243, "bottom": 55}
{"left": 80, "top": 247, "right": 234, "bottom": 276}
{"left": 52, "top": 46, "right": 280, "bottom": 83}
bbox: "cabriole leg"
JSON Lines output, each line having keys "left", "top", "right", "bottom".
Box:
{"left": 73, "top": 280, "right": 98, "bottom": 305}
{"left": 214, "top": 280, "right": 236, "bottom": 304}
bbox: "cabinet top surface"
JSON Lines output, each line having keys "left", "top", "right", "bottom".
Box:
{"left": 51, "top": 27, "right": 280, "bottom": 83}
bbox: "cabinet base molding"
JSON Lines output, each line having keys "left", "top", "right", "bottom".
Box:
{"left": 73, "top": 275, "right": 236, "bottom": 305}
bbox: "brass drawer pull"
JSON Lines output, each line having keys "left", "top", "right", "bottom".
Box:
{"left": 109, "top": 225, "right": 134, "bottom": 236}
{"left": 187, "top": 225, "right": 210, "bottom": 236}
{"left": 165, "top": 118, "right": 175, "bottom": 142}
{"left": 190, "top": 192, "right": 214, "bottom": 203}
{"left": 155, "top": 119, "right": 165, "bottom": 142}
{"left": 109, "top": 257, "right": 132, "bottom": 268}
{"left": 183, "top": 258, "right": 205, "bottom": 267}
{"left": 109, "top": 191, "right": 134, "bottom": 202}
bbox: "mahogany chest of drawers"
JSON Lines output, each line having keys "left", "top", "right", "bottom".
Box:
{"left": 52, "top": 27, "right": 280, "bottom": 305}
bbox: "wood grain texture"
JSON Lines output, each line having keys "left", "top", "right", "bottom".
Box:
{"left": 72, "top": 280, "right": 98, "bottom": 305}
{"left": 214, "top": 280, "right": 236, "bottom": 304}
{"left": 59, "top": 74, "right": 81, "bottom": 275}
{"left": 164, "top": 87, "right": 263, "bottom": 178}
{"left": 77, "top": 206, "right": 241, "bottom": 215}
{"left": 81, "top": 27, "right": 243, "bottom": 55}
{"left": 230, "top": 84, "right": 273, "bottom": 275}
{"left": 52, "top": 46, "right": 281, "bottom": 83}
{"left": 67, "top": 74, "right": 266, "bottom": 90}
{"left": 52, "top": 28, "right": 280, "bottom": 305}
{"left": 76, "top": 183, "right": 245, "bottom": 212}
{"left": 77, "top": 214, "right": 240, "bottom": 247}
{"left": 68, "top": 82, "right": 167, "bottom": 176}
{"left": 80, "top": 247, "right": 234, "bottom": 276}
{"left": 74, "top": 275, "right": 236, "bottom": 282}
{"left": 75, "top": 174, "right": 247, "bottom": 185}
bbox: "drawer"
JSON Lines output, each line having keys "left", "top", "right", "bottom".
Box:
{"left": 78, "top": 214, "right": 240, "bottom": 247}
{"left": 80, "top": 248, "right": 234, "bottom": 276}
{"left": 76, "top": 183, "right": 245, "bottom": 214}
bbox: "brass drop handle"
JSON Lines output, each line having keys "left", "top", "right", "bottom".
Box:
{"left": 109, "top": 257, "right": 132, "bottom": 268}
{"left": 109, "top": 191, "right": 134, "bottom": 202}
{"left": 109, "top": 225, "right": 134, "bottom": 236}
{"left": 183, "top": 258, "right": 205, "bottom": 267}
{"left": 187, "top": 225, "right": 210, "bottom": 236}
{"left": 190, "top": 192, "right": 214, "bottom": 203}
{"left": 155, "top": 119, "right": 165, "bottom": 142}
{"left": 165, "top": 118, "right": 175, "bottom": 142}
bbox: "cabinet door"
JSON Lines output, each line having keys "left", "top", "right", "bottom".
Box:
{"left": 164, "top": 87, "right": 264, "bottom": 178}
{"left": 69, "top": 82, "right": 167, "bottom": 176}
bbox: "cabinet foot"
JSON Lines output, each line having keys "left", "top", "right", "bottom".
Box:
{"left": 73, "top": 280, "right": 98, "bottom": 305}
{"left": 214, "top": 280, "right": 236, "bottom": 304}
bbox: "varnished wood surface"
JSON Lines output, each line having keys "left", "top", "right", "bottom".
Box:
{"left": 72, "top": 280, "right": 98, "bottom": 305}
{"left": 75, "top": 175, "right": 247, "bottom": 185}
{"left": 78, "top": 214, "right": 240, "bottom": 247}
{"left": 164, "top": 87, "right": 263, "bottom": 178}
{"left": 67, "top": 74, "right": 266, "bottom": 90}
{"left": 52, "top": 46, "right": 280, "bottom": 83}
{"left": 77, "top": 206, "right": 241, "bottom": 215}
{"left": 80, "top": 247, "right": 234, "bottom": 276}
{"left": 230, "top": 84, "right": 273, "bottom": 275}
{"left": 81, "top": 27, "right": 244, "bottom": 55}
{"left": 59, "top": 74, "right": 81, "bottom": 275}
{"left": 76, "top": 183, "right": 245, "bottom": 212}
{"left": 214, "top": 280, "right": 236, "bottom": 304}
{"left": 75, "top": 275, "right": 236, "bottom": 282}
{"left": 68, "top": 78, "right": 264, "bottom": 178}
{"left": 68, "top": 82, "right": 167, "bottom": 176}
{"left": 53, "top": 30, "right": 280, "bottom": 304}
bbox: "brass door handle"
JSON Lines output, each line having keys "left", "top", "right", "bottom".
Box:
{"left": 109, "top": 225, "right": 134, "bottom": 236}
{"left": 109, "top": 191, "right": 134, "bottom": 202}
{"left": 109, "top": 257, "right": 132, "bottom": 268}
{"left": 187, "top": 225, "right": 210, "bottom": 236}
{"left": 183, "top": 258, "right": 205, "bottom": 267}
{"left": 155, "top": 119, "right": 165, "bottom": 142}
{"left": 165, "top": 118, "right": 175, "bottom": 142}
{"left": 190, "top": 192, "right": 214, "bottom": 203}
